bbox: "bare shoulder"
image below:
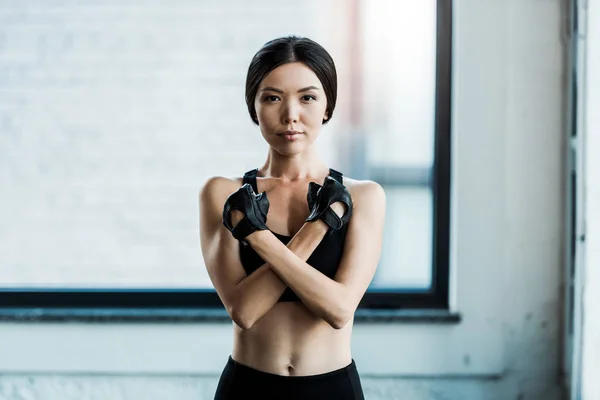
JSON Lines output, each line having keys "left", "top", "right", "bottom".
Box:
{"left": 199, "top": 175, "right": 243, "bottom": 205}
{"left": 341, "top": 177, "right": 386, "bottom": 209}
{"left": 198, "top": 176, "right": 245, "bottom": 230}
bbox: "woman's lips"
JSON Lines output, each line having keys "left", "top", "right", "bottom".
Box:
{"left": 278, "top": 131, "right": 302, "bottom": 141}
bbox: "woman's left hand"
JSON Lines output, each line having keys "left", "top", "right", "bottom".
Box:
{"left": 230, "top": 210, "right": 245, "bottom": 227}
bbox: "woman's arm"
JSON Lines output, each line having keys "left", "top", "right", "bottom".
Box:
{"left": 227, "top": 217, "right": 330, "bottom": 329}
{"left": 246, "top": 181, "right": 386, "bottom": 329}
{"left": 199, "top": 177, "right": 330, "bottom": 330}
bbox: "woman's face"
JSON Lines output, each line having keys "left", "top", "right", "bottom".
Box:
{"left": 254, "top": 62, "right": 329, "bottom": 155}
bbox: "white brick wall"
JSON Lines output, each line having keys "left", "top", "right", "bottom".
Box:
{"left": 0, "top": 0, "right": 439, "bottom": 288}
{"left": 0, "top": 0, "right": 344, "bottom": 288}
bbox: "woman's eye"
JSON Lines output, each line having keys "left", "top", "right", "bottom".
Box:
{"left": 302, "top": 95, "right": 316, "bottom": 102}
{"left": 265, "top": 95, "right": 280, "bottom": 102}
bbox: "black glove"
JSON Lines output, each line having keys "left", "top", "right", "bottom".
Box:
{"left": 306, "top": 176, "right": 353, "bottom": 230}
{"left": 222, "top": 183, "right": 270, "bottom": 241}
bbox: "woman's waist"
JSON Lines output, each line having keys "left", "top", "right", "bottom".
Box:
{"left": 230, "top": 345, "right": 352, "bottom": 376}
{"left": 232, "top": 326, "right": 352, "bottom": 376}
{"left": 226, "top": 353, "right": 356, "bottom": 380}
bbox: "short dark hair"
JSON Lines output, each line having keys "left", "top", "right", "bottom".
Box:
{"left": 245, "top": 36, "right": 337, "bottom": 125}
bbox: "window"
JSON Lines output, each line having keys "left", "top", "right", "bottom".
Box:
{"left": 0, "top": 0, "right": 451, "bottom": 311}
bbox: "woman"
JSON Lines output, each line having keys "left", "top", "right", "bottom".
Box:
{"left": 199, "top": 36, "right": 386, "bottom": 399}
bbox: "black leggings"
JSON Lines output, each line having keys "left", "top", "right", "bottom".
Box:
{"left": 214, "top": 356, "right": 365, "bottom": 400}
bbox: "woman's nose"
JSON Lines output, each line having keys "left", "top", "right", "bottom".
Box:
{"left": 282, "top": 101, "right": 299, "bottom": 124}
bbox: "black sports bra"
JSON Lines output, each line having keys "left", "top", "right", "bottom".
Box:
{"left": 238, "top": 168, "right": 349, "bottom": 302}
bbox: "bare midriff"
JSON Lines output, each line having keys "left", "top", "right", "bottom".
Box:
{"left": 231, "top": 301, "right": 353, "bottom": 376}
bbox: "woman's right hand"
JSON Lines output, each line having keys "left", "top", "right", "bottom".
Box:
{"left": 306, "top": 176, "right": 353, "bottom": 230}
{"left": 330, "top": 201, "right": 347, "bottom": 218}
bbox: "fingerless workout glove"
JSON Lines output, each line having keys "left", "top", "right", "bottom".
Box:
{"left": 222, "top": 183, "right": 270, "bottom": 241}
{"left": 306, "top": 176, "right": 353, "bottom": 230}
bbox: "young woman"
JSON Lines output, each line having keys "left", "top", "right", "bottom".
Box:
{"left": 199, "top": 36, "right": 386, "bottom": 399}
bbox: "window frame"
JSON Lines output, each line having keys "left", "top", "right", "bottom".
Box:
{"left": 352, "top": 0, "right": 452, "bottom": 309}
{"left": 0, "top": 0, "right": 452, "bottom": 312}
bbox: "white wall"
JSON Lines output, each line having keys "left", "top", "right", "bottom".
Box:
{"left": 0, "top": 0, "right": 567, "bottom": 399}
{"left": 582, "top": 0, "right": 600, "bottom": 398}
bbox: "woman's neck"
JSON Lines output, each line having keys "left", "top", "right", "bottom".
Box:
{"left": 259, "top": 149, "right": 329, "bottom": 182}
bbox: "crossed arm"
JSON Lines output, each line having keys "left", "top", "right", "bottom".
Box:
{"left": 228, "top": 220, "right": 331, "bottom": 329}
{"left": 199, "top": 177, "right": 386, "bottom": 330}
{"left": 245, "top": 182, "right": 386, "bottom": 329}
{"left": 200, "top": 177, "right": 334, "bottom": 330}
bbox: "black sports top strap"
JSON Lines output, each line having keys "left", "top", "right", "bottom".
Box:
{"left": 328, "top": 168, "right": 343, "bottom": 184}
{"left": 242, "top": 168, "right": 259, "bottom": 193}
{"left": 243, "top": 167, "right": 342, "bottom": 192}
